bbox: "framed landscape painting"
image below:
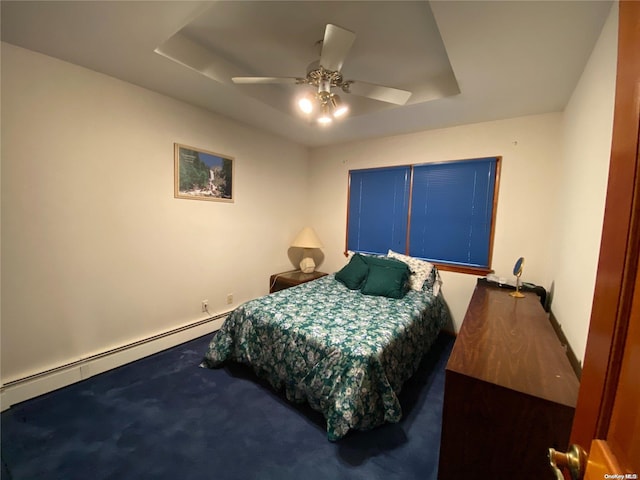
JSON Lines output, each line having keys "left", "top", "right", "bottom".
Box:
{"left": 174, "top": 143, "right": 234, "bottom": 202}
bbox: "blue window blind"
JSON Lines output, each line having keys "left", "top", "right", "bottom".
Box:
{"left": 409, "top": 158, "right": 497, "bottom": 268}
{"left": 347, "top": 166, "right": 410, "bottom": 254}
{"left": 346, "top": 157, "right": 499, "bottom": 271}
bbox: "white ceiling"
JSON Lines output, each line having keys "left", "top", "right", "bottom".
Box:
{"left": 1, "top": 1, "right": 612, "bottom": 148}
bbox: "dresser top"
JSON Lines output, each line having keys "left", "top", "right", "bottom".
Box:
{"left": 447, "top": 282, "right": 579, "bottom": 407}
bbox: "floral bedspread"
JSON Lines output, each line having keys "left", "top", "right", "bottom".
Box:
{"left": 201, "top": 274, "right": 449, "bottom": 440}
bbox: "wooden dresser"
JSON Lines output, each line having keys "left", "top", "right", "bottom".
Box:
{"left": 438, "top": 281, "right": 579, "bottom": 479}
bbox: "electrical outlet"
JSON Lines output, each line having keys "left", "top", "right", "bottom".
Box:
{"left": 226, "top": 293, "right": 233, "bottom": 305}
{"left": 201, "top": 299, "right": 208, "bottom": 312}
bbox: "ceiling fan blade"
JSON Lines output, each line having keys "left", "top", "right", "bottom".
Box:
{"left": 320, "top": 24, "right": 355, "bottom": 72}
{"left": 346, "top": 81, "right": 412, "bottom": 105}
{"left": 232, "top": 77, "right": 300, "bottom": 85}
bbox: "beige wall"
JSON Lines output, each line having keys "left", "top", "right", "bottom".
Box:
{"left": 551, "top": 2, "right": 617, "bottom": 362}
{"left": 1, "top": 43, "right": 309, "bottom": 384}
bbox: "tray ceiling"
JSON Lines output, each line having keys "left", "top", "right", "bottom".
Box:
{"left": 1, "top": 1, "right": 612, "bottom": 147}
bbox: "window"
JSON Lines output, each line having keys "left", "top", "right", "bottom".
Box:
{"left": 346, "top": 157, "right": 500, "bottom": 274}
{"left": 347, "top": 166, "right": 410, "bottom": 254}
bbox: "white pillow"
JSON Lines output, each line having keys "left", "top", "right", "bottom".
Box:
{"left": 387, "top": 250, "right": 434, "bottom": 291}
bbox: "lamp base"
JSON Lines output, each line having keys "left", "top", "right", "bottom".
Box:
{"left": 300, "top": 256, "right": 316, "bottom": 274}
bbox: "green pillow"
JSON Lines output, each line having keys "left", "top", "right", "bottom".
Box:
{"left": 335, "top": 254, "right": 369, "bottom": 290}
{"left": 361, "top": 256, "right": 411, "bottom": 299}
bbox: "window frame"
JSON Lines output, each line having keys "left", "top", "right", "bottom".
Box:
{"left": 345, "top": 157, "right": 501, "bottom": 275}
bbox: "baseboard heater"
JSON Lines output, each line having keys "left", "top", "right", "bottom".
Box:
{"left": 1, "top": 312, "right": 229, "bottom": 409}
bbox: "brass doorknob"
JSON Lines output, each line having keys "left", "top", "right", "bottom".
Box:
{"left": 548, "top": 444, "right": 587, "bottom": 480}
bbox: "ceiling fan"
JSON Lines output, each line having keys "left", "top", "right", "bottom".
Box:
{"left": 232, "top": 24, "right": 413, "bottom": 123}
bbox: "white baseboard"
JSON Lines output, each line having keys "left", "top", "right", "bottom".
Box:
{"left": 0, "top": 314, "right": 228, "bottom": 411}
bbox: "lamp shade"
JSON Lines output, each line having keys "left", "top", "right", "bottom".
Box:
{"left": 291, "top": 227, "right": 323, "bottom": 249}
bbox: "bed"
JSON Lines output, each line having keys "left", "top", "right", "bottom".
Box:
{"left": 201, "top": 255, "right": 449, "bottom": 441}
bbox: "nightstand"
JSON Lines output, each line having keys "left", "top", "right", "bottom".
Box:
{"left": 269, "top": 270, "right": 328, "bottom": 293}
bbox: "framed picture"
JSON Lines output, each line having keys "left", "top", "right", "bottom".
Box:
{"left": 174, "top": 143, "right": 234, "bottom": 202}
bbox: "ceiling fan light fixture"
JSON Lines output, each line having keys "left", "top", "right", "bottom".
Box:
{"left": 317, "top": 103, "right": 333, "bottom": 125}
{"left": 318, "top": 77, "right": 332, "bottom": 95}
{"left": 331, "top": 94, "right": 348, "bottom": 118}
{"left": 298, "top": 93, "right": 314, "bottom": 114}
{"left": 231, "top": 24, "right": 413, "bottom": 128}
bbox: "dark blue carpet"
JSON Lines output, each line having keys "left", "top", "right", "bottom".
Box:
{"left": 1, "top": 331, "right": 453, "bottom": 480}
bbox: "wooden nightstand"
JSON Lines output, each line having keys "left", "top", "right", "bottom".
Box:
{"left": 269, "top": 270, "right": 328, "bottom": 293}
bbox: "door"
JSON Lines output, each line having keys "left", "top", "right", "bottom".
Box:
{"left": 581, "top": 258, "right": 640, "bottom": 478}
{"left": 550, "top": 1, "right": 640, "bottom": 477}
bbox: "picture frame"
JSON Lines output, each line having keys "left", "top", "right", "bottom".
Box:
{"left": 174, "top": 143, "right": 234, "bottom": 202}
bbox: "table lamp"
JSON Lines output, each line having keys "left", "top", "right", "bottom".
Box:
{"left": 291, "top": 227, "right": 323, "bottom": 273}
